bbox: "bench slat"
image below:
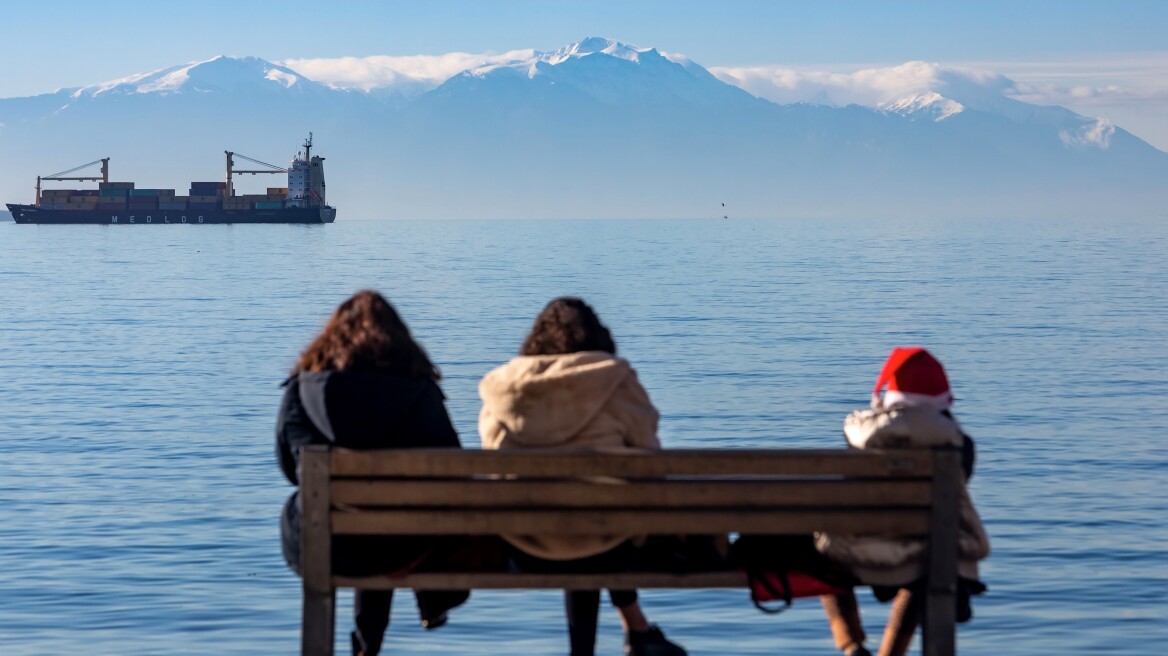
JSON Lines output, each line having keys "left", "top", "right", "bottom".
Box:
{"left": 334, "top": 571, "right": 749, "bottom": 590}
{"left": 332, "top": 508, "right": 929, "bottom": 536}
{"left": 332, "top": 479, "right": 932, "bottom": 508}
{"left": 329, "top": 448, "right": 932, "bottom": 478}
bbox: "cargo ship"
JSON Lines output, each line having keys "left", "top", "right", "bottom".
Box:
{"left": 6, "top": 134, "right": 335, "bottom": 224}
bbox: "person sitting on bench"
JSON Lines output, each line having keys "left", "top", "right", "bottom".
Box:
{"left": 478, "top": 297, "right": 688, "bottom": 656}
{"left": 276, "top": 290, "right": 470, "bottom": 656}
{"left": 816, "top": 347, "right": 990, "bottom": 656}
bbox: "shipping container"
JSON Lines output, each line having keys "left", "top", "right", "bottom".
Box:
{"left": 188, "top": 195, "right": 220, "bottom": 203}
{"left": 99, "top": 182, "right": 135, "bottom": 190}
{"left": 158, "top": 202, "right": 188, "bottom": 210}
{"left": 267, "top": 187, "right": 289, "bottom": 195}
{"left": 99, "top": 188, "right": 128, "bottom": 197}
{"left": 254, "top": 201, "right": 284, "bottom": 209}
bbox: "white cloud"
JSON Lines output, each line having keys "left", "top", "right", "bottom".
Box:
{"left": 710, "top": 54, "right": 1168, "bottom": 149}
{"left": 264, "top": 69, "right": 298, "bottom": 88}
{"left": 709, "top": 60, "right": 1021, "bottom": 108}
{"left": 280, "top": 50, "right": 535, "bottom": 93}
{"left": 1060, "top": 117, "right": 1116, "bottom": 149}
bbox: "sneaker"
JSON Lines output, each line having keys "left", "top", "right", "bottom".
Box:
{"left": 845, "top": 647, "right": 872, "bottom": 656}
{"left": 624, "top": 625, "right": 687, "bottom": 656}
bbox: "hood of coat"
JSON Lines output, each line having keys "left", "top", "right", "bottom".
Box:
{"left": 843, "top": 405, "right": 963, "bottom": 450}
{"left": 479, "top": 351, "right": 632, "bottom": 447}
{"left": 296, "top": 369, "right": 435, "bottom": 448}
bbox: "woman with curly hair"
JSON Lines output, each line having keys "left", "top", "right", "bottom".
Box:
{"left": 276, "top": 290, "right": 468, "bottom": 656}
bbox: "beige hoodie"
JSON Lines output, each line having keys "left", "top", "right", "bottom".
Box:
{"left": 479, "top": 351, "right": 660, "bottom": 559}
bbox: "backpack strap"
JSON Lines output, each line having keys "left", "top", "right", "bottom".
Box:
{"left": 746, "top": 569, "right": 793, "bottom": 615}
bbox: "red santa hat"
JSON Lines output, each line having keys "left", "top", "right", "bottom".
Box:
{"left": 872, "top": 347, "right": 954, "bottom": 410}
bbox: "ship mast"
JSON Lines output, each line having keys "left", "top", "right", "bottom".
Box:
{"left": 225, "top": 150, "right": 286, "bottom": 198}
{"left": 36, "top": 158, "right": 109, "bottom": 206}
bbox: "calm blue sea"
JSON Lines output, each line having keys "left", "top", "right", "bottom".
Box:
{"left": 0, "top": 217, "right": 1165, "bottom": 655}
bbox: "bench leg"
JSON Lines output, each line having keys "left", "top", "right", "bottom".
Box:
{"left": 922, "top": 586, "right": 955, "bottom": 656}
{"left": 922, "top": 448, "right": 960, "bottom": 656}
{"left": 300, "top": 447, "right": 335, "bottom": 655}
{"left": 302, "top": 587, "right": 336, "bottom": 656}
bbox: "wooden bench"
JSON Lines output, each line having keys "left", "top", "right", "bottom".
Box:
{"left": 298, "top": 445, "right": 964, "bottom": 656}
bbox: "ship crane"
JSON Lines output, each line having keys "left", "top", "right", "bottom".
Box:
{"left": 225, "top": 151, "right": 286, "bottom": 198}
{"left": 35, "top": 158, "right": 109, "bottom": 206}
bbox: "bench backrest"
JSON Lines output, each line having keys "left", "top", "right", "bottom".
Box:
{"left": 301, "top": 446, "right": 951, "bottom": 538}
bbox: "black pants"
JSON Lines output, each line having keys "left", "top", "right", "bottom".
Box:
{"left": 282, "top": 493, "right": 469, "bottom": 655}
{"left": 510, "top": 543, "right": 639, "bottom": 656}
{"left": 351, "top": 589, "right": 470, "bottom": 656}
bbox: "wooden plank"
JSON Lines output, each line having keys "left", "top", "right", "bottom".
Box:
{"left": 334, "top": 571, "right": 750, "bottom": 590}
{"left": 923, "top": 448, "right": 960, "bottom": 656}
{"left": 332, "top": 508, "right": 930, "bottom": 536}
{"left": 300, "top": 446, "right": 335, "bottom": 656}
{"left": 332, "top": 478, "right": 932, "bottom": 508}
{"left": 330, "top": 448, "right": 932, "bottom": 478}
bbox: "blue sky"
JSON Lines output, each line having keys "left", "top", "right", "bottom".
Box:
{"left": 2, "top": 0, "right": 1166, "bottom": 147}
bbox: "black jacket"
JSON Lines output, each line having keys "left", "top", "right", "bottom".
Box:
{"left": 277, "top": 369, "right": 460, "bottom": 484}
{"left": 277, "top": 369, "right": 462, "bottom": 575}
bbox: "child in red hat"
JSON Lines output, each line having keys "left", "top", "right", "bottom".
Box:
{"left": 816, "top": 348, "right": 990, "bottom": 656}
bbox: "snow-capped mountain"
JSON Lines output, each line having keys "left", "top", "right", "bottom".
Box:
{"left": 1, "top": 39, "right": 1165, "bottom": 219}
{"left": 73, "top": 56, "right": 331, "bottom": 98}
{"left": 428, "top": 37, "right": 763, "bottom": 110}
{"left": 882, "top": 92, "right": 966, "bottom": 122}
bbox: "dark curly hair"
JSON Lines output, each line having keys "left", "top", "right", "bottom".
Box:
{"left": 293, "top": 290, "right": 440, "bottom": 380}
{"left": 520, "top": 297, "right": 617, "bottom": 356}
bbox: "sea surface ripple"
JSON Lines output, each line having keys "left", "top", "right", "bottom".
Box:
{"left": 0, "top": 217, "right": 1165, "bottom": 654}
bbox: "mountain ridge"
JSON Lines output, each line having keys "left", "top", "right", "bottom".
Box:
{"left": 1, "top": 38, "right": 1165, "bottom": 219}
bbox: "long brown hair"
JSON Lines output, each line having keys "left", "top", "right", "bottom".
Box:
{"left": 293, "top": 290, "right": 440, "bottom": 380}
{"left": 520, "top": 297, "right": 616, "bottom": 356}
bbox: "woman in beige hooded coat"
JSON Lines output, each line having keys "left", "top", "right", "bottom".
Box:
{"left": 479, "top": 297, "right": 686, "bottom": 656}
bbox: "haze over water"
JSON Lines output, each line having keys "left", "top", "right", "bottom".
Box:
{"left": 1, "top": 217, "right": 1165, "bottom": 654}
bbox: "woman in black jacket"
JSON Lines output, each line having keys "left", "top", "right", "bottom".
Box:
{"left": 276, "top": 290, "right": 468, "bottom": 656}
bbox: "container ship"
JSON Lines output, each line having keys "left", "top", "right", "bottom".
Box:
{"left": 6, "top": 134, "right": 336, "bottom": 224}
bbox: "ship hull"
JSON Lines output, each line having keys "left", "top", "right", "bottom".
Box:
{"left": 6, "top": 204, "right": 336, "bottom": 225}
